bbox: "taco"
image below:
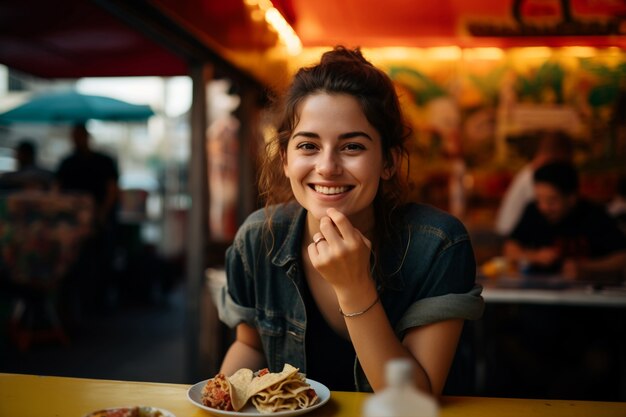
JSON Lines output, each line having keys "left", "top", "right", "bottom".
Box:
{"left": 249, "top": 365, "right": 319, "bottom": 413}
{"left": 200, "top": 368, "right": 253, "bottom": 411}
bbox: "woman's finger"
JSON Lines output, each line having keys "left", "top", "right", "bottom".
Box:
{"left": 312, "top": 232, "right": 326, "bottom": 245}
{"left": 319, "top": 215, "right": 341, "bottom": 246}
{"left": 326, "top": 208, "right": 364, "bottom": 246}
{"left": 325, "top": 208, "right": 350, "bottom": 238}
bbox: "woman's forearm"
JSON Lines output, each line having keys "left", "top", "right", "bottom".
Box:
{"left": 219, "top": 324, "right": 266, "bottom": 376}
{"left": 337, "top": 283, "right": 459, "bottom": 395}
{"left": 341, "top": 298, "right": 429, "bottom": 392}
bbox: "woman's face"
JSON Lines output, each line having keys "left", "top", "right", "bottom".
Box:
{"left": 283, "top": 93, "right": 393, "bottom": 229}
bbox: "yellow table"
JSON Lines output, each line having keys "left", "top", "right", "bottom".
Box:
{"left": 1, "top": 373, "right": 625, "bottom": 417}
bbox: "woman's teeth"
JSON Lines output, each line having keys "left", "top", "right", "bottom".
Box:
{"left": 314, "top": 185, "right": 348, "bottom": 195}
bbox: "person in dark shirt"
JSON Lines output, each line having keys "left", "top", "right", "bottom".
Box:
{"left": 504, "top": 162, "right": 626, "bottom": 282}
{"left": 55, "top": 123, "right": 119, "bottom": 225}
{"left": 55, "top": 123, "right": 120, "bottom": 308}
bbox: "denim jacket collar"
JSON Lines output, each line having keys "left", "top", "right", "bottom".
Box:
{"left": 271, "top": 205, "right": 307, "bottom": 269}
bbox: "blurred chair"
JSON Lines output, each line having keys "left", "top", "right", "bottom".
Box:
{"left": 0, "top": 191, "right": 93, "bottom": 350}
{"left": 118, "top": 188, "right": 149, "bottom": 223}
{"left": 116, "top": 188, "right": 150, "bottom": 263}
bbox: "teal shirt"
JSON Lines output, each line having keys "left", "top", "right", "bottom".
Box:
{"left": 214, "top": 202, "right": 484, "bottom": 391}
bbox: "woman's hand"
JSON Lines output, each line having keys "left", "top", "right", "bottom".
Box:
{"left": 307, "top": 208, "right": 373, "bottom": 297}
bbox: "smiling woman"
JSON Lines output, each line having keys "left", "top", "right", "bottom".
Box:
{"left": 212, "top": 46, "right": 484, "bottom": 395}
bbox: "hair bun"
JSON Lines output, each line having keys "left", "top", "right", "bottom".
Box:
{"left": 319, "top": 46, "right": 372, "bottom": 67}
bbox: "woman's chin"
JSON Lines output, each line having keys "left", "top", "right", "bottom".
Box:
{"left": 307, "top": 207, "right": 330, "bottom": 220}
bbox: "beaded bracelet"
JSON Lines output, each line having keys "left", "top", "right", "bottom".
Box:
{"left": 339, "top": 295, "right": 380, "bottom": 318}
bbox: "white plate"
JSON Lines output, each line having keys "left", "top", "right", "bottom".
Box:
{"left": 187, "top": 378, "right": 330, "bottom": 417}
{"left": 82, "top": 406, "right": 175, "bottom": 417}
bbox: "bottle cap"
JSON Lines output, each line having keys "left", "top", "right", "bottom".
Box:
{"left": 385, "top": 358, "right": 414, "bottom": 387}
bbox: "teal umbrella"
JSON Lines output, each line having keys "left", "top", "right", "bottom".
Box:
{"left": 0, "top": 90, "right": 154, "bottom": 124}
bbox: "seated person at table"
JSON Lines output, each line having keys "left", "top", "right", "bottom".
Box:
{"left": 214, "top": 46, "right": 484, "bottom": 394}
{"left": 494, "top": 130, "right": 573, "bottom": 236}
{"left": 503, "top": 162, "right": 626, "bottom": 281}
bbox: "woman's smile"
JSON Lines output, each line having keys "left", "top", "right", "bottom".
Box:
{"left": 312, "top": 184, "right": 351, "bottom": 195}
{"left": 309, "top": 183, "right": 355, "bottom": 201}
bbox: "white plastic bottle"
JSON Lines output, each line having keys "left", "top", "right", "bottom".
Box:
{"left": 362, "top": 358, "right": 439, "bottom": 417}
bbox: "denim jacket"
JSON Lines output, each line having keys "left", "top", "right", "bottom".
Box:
{"left": 214, "top": 202, "right": 484, "bottom": 391}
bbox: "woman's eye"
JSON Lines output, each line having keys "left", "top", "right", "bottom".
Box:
{"left": 343, "top": 143, "right": 366, "bottom": 152}
{"left": 296, "top": 142, "right": 317, "bottom": 151}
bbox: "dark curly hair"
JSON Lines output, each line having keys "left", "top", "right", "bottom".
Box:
{"left": 533, "top": 161, "right": 579, "bottom": 196}
{"left": 258, "top": 46, "right": 411, "bottom": 246}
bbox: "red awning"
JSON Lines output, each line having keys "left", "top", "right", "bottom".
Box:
{"left": 0, "top": 0, "right": 188, "bottom": 78}
{"left": 1, "top": 0, "right": 625, "bottom": 80}
{"left": 283, "top": 0, "right": 626, "bottom": 48}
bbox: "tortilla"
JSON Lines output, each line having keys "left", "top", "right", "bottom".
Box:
{"left": 247, "top": 364, "right": 299, "bottom": 397}
{"left": 227, "top": 368, "right": 254, "bottom": 411}
{"left": 247, "top": 364, "right": 318, "bottom": 413}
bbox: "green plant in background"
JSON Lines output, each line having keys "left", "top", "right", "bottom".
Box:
{"left": 388, "top": 67, "right": 447, "bottom": 106}
{"left": 515, "top": 61, "right": 566, "bottom": 104}
{"left": 579, "top": 59, "right": 626, "bottom": 108}
{"left": 579, "top": 60, "right": 626, "bottom": 171}
{"left": 467, "top": 66, "right": 507, "bottom": 107}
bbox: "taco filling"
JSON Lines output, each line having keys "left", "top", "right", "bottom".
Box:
{"left": 200, "top": 373, "right": 232, "bottom": 410}
{"left": 200, "top": 368, "right": 253, "bottom": 411}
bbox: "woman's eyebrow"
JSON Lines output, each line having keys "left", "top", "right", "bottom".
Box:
{"left": 292, "top": 131, "right": 319, "bottom": 139}
{"left": 339, "top": 131, "right": 372, "bottom": 141}
{"left": 292, "top": 131, "right": 372, "bottom": 141}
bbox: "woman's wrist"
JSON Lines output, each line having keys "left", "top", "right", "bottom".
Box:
{"left": 340, "top": 295, "right": 380, "bottom": 318}
{"left": 335, "top": 282, "right": 378, "bottom": 315}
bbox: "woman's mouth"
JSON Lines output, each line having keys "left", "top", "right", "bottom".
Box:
{"left": 312, "top": 184, "right": 351, "bottom": 195}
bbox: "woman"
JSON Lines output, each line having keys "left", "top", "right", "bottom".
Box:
{"left": 215, "top": 46, "right": 483, "bottom": 394}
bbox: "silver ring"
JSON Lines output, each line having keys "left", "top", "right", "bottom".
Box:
{"left": 313, "top": 236, "right": 326, "bottom": 245}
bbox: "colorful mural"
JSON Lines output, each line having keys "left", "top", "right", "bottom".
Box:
{"left": 380, "top": 47, "right": 626, "bottom": 224}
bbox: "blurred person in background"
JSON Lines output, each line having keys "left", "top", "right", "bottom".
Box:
{"left": 503, "top": 162, "right": 626, "bottom": 282}
{"left": 607, "top": 175, "right": 626, "bottom": 237}
{"left": 0, "top": 139, "right": 53, "bottom": 191}
{"left": 55, "top": 123, "right": 120, "bottom": 308}
{"left": 494, "top": 130, "right": 573, "bottom": 236}
{"left": 56, "top": 123, "right": 119, "bottom": 225}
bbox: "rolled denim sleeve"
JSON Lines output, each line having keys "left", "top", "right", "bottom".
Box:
{"left": 214, "top": 283, "right": 256, "bottom": 328}
{"left": 394, "top": 284, "right": 484, "bottom": 337}
{"left": 214, "top": 241, "right": 258, "bottom": 329}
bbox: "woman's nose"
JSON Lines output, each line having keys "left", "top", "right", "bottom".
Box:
{"left": 316, "top": 150, "right": 342, "bottom": 176}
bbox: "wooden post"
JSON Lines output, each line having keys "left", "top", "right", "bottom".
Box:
{"left": 186, "top": 62, "right": 212, "bottom": 382}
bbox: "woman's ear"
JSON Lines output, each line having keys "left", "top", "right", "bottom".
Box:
{"left": 381, "top": 148, "right": 399, "bottom": 180}
{"left": 281, "top": 150, "right": 290, "bottom": 178}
